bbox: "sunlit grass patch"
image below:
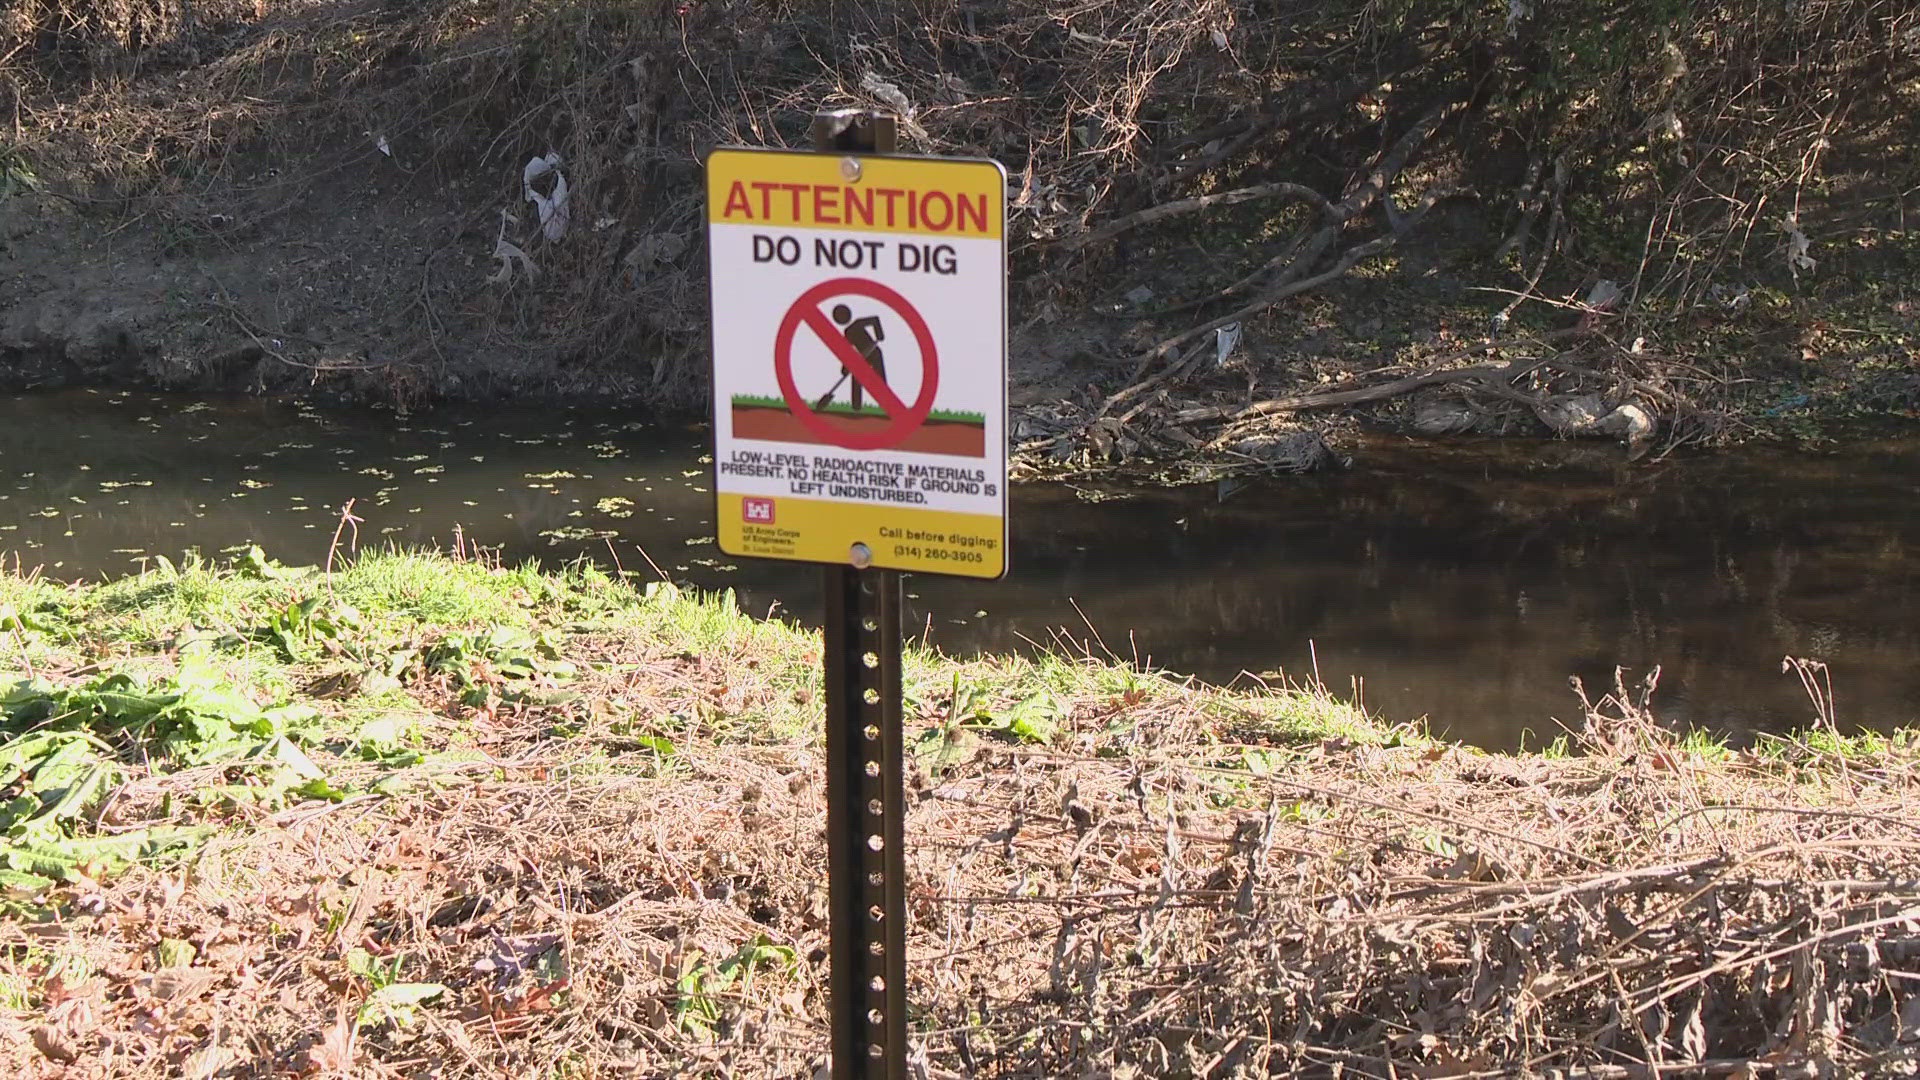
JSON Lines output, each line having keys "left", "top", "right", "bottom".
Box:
{"left": 0, "top": 570, "right": 67, "bottom": 628}
{"left": 0, "top": 571, "right": 78, "bottom": 675}
{"left": 1212, "top": 676, "right": 1400, "bottom": 744}
{"left": 1751, "top": 724, "right": 1916, "bottom": 763}
{"left": 85, "top": 552, "right": 290, "bottom": 638}
{"left": 330, "top": 549, "right": 557, "bottom": 627}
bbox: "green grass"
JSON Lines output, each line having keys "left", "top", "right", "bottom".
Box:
{"left": 730, "top": 394, "right": 986, "bottom": 425}
{"left": 330, "top": 549, "right": 560, "bottom": 626}
{"left": 5, "top": 549, "right": 1912, "bottom": 778}
{"left": 18, "top": 544, "right": 1915, "bottom": 913}
{"left": 0, "top": 546, "right": 1391, "bottom": 899}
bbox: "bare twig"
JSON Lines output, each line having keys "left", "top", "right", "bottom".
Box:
{"left": 325, "top": 498, "right": 363, "bottom": 585}
{"left": 1061, "top": 181, "right": 1337, "bottom": 253}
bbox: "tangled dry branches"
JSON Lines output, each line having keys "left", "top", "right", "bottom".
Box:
{"left": 7, "top": 655, "right": 1917, "bottom": 1078}
{"left": 4, "top": 0, "right": 1913, "bottom": 413}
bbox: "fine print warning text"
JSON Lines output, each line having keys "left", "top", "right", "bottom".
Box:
{"left": 718, "top": 449, "right": 994, "bottom": 505}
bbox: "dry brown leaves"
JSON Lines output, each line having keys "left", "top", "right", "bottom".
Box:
{"left": 1, "top": 677, "right": 1917, "bottom": 1078}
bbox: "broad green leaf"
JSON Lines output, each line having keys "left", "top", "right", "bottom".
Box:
{"left": 0, "top": 867, "right": 54, "bottom": 895}
{"left": 158, "top": 939, "right": 197, "bottom": 968}
{"left": 293, "top": 778, "right": 350, "bottom": 803}
{"left": 633, "top": 734, "right": 677, "bottom": 757}
{"left": 357, "top": 982, "right": 446, "bottom": 1029}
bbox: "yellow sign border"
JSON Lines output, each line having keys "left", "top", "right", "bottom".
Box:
{"left": 705, "top": 146, "right": 1009, "bottom": 581}
{"left": 706, "top": 147, "right": 1006, "bottom": 239}
{"left": 717, "top": 494, "right": 1005, "bottom": 579}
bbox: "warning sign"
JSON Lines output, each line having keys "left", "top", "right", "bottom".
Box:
{"left": 770, "top": 278, "right": 943, "bottom": 452}
{"left": 707, "top": 148, "right": 1007, "bottom": 578}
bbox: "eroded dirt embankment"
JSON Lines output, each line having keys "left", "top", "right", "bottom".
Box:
{"left": 3, "top": 1, "right": 1916, "bottom": 470}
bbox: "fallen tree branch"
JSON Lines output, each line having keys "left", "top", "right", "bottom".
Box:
{"left": 1214, "top": 358, "right": 1531, "bottom": 424}
{"left": 1114, "top": 342, "right": 1217, "bottom": 426}
{"left": 1120, "top": 99, "right": 1468, "bottom": 373}
{"left": 1136, "top": 231, "right": 1400, "bottom": 370}
{"left": 1171, "top": 331, "right": 1596, "bottom": 427}
{"left": 1338, "top": 100, "right": 1460, "bottom": 216}
{"left": 1494, "top": 150, "right": 1547, "bottom": 264}
{"left": 1022, "top": 99, "right": 1478, "bottom": 456}
{"left": 1088, "top": 337, "right": 1212, "bottom": 421}
{"left": 1495, "top": 153, "right": 1568, "bottom": 329}
{"left": 1541, "top": 1060, "right": 1825, "bottom": 1079}
{"left": 1161, "top": 68, "right": 1389, "bottom": 161}
{"left": 1218, "top": 177, "right": 1478, "bottom": 307}
{"left": 1088, "top": 214, "right": 1448, "bottom": 426}
{"left": 1105, "top": 178, "right": 1473, "bottom": 326}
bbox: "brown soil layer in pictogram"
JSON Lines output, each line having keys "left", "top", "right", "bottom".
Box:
{"left": 731, "top": 406, "right": 986, "bottom": 457}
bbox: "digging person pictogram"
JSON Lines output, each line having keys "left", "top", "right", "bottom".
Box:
{"left": 764, "top": 277, "right": 943, "bottom": 452}
{"left": 813, "top": 304, "right": 888, "bottom": 412}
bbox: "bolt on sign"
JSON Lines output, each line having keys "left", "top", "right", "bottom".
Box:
{"left": 706, "top": 147, "right": 1008, "bottom": 579}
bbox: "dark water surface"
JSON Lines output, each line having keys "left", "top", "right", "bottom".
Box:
{"left": 3, "top": 389, "right": 1916, "bottom": 748}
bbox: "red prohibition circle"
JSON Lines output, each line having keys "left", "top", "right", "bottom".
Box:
{"left": 773, "top": 277, "right": 939, "bottom": 451}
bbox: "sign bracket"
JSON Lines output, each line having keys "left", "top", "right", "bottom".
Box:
{"left": 813, "top": 109, "right": 911, "bottom": 1080}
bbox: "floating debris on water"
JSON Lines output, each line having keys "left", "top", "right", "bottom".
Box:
{"left": 540, "top": 526, "right": 616, "bottom": 545}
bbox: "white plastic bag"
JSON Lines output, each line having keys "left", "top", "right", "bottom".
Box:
{"left": 522, "top": 153, "right": 571, "bottom": 242}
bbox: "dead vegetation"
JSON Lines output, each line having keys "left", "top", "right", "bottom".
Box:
{"left": 3, "top": 1, "right": 1915, "bottom": 441}
{"left": 5, "top": 627, "right": 1918, "bottom": 1078}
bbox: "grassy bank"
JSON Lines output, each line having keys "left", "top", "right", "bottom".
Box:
{"left": 2, "top": 549, "right": 1918, "bottom": 1076}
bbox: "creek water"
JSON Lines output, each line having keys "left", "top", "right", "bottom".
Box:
{"left": 3, "top": 389, "right": 1916, "bottom": 749}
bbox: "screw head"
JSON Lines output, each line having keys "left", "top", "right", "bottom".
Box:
{"left": 840, "top": 156, "right": 862, "bottom": 182}
{"left": 849, "top": 542, "right": 873, "bottom": 569}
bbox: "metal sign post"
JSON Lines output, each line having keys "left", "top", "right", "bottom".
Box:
{"left": 705, "top": 107, "right": 1007, "bottom": 1078}
{"left": 814, "top": 110, "right": 909, "bottom": 1080}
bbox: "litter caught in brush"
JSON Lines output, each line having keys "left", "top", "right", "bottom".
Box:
{"left": 522, "top": 153, "right": 571, "bottom": 242}
{"left": 1213, "top": 322, "right": 1242, "bottom": 368}
{"left": 488, "top": 210, "right": 537, "bottom": 285}
{"left": 1782, "top": 214, "right": 1816, "bottom": 278}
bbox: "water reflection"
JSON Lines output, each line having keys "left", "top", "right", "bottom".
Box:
{"left": 3, "top": 390, "right": 1916, "bottom": 748}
